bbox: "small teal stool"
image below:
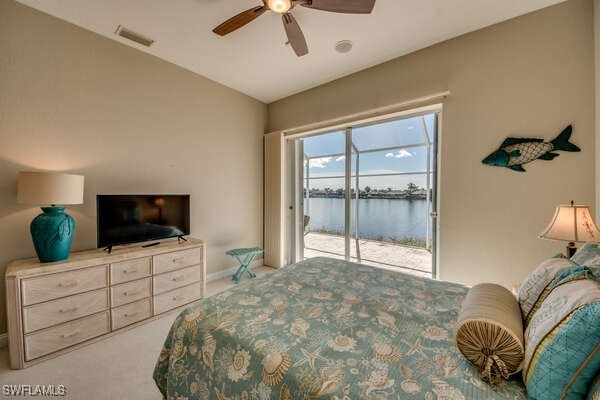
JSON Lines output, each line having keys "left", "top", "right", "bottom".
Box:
{"left": 227, "top": 247, "right": 263, "bottom": 283}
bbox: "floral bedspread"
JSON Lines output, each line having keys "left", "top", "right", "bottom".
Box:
{"left": 154, "top": 257, "right": 526, "bottom": 400}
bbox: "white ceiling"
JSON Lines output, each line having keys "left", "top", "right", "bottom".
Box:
{"left": 17, "top": 0, "right": 565, "bottom": 103}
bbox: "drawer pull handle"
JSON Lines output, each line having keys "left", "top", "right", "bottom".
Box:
{"left": 172, "top": 295, "right": 184, "bottom": 301}
{"left": 123, "top": 290, "right": 138, "bottom": 297}
{"left": 172, "top": 257, "right": 184, "bottom": 263}
{"left": 123, "top": 268, "right": 138, "bottom": 274}
{"left": 58, "top": 306, "right": 79, "bottom": 313}
{"left": 58, "top": 280, "right": 78, "bottom": 288}
{"left": 124, "top": 312, "right": 139, "bottom": 318}
{"left": 172, "top": 275, "right": 185, "bottom": 282}
{"left": 61, "top": 331, "right": 79, "bottom": 339}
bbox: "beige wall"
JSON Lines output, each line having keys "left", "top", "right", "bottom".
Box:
{"left": 0, "top": 1, "right": 267, "bottom": 333}
{"left": 269, "top": 0, "right": 595, "bottom": 289}
{"left": 595, "top": 0, "right": 600, "bottom": 216}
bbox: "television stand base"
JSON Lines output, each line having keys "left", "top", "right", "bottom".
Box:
{"left": 178, "top": 236, "right": 188, "bottom": 243}
{"left": 103, "top": 246, "right": 113, "bottom": 254}
{"left": 142, "top": 242, "right": 160, "bottom": 248}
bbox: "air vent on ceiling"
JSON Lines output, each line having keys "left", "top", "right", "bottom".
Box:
{"left": 115, "top": 25, "right": 154, "bottom": 47}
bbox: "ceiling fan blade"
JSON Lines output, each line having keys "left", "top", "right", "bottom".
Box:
{"left": 282, "top": 13, "right": 308, "bottom": 57}
{"left": 301, "top": 0, "right": 375, "bottom": 14}
{"left": 213, "top": 6, "right": 266, "bottom": 36}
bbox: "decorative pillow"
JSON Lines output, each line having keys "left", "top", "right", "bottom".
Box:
{"left": 572, "top": 242, "right": 600, "bottom": 266}
{"left": 455, "top": 283, "right": 524, "bottom": 384}
{"left": 588, "top": 373, "right": 600, "bottom": 400}
{"left": 523, "top": 265, "right": 594, "bottom": 326}
{"left": 523, "top": 278, "right": 600, "bottom": 400}
{"left": 572, "top": 243, "right": 600, "bottom": 280}
{"left": 518, "top": 255, "right": 578, "bottom": 324}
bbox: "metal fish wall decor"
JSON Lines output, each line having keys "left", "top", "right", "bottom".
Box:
{"left": 482, "top": 125, "right": 580, "bottom": 172}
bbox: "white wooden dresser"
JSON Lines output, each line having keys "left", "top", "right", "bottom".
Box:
{"left": 5, "top": 238, "right": 205, "bottom": 369}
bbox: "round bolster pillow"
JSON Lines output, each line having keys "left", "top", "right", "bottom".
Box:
{"left": 455, "top": 283, "right": 524, "bottom": 384}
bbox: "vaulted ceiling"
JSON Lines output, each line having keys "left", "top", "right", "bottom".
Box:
{"left": 17, "top": 0, "right": 566, "bottom": 103}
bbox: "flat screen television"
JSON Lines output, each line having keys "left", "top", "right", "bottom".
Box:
{"left": 97, "top": 194, "right": 190, "bottom": 249}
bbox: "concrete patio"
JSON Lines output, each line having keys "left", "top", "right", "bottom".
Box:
{"left": 304, "top": 232, "right": 432, "bottom": 278}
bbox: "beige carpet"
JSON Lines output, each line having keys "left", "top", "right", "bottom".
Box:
{"left": 0, "top": 266, "right": 274, "bottom": 399}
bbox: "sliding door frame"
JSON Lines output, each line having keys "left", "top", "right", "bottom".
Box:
{"left": 284, "top": 104, "right": 442, "bottom": 278}
{"left": 284, "top": 138, "right": 305, "bottom": 265}
{"left": 344, "top": 128, "right": 352, "bottom": 260}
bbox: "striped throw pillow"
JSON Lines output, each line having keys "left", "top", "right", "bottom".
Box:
{"left": 523, "top": 278, "right": 600, "bottom": 400}
{"left": 524, "top": 266, "right": 594, "bottom": 326}
{"left": 518, "top": 255, "right": 579, "bottom": 325}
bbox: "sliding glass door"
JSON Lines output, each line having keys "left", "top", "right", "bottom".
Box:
{"left": 287, "top": 111, "right": 439, "bottom": 278}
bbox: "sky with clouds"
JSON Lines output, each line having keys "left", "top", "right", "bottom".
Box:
{"left": 302, "top": 114, "right": 435, "bottom": 190}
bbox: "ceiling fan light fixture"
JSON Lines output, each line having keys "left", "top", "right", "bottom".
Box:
{"left": 267, "top": 0, "right": 292, "bottom": 13}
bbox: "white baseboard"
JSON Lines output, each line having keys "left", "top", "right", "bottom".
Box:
{"left": 206, "top": 259, "right": 263, "bottom": 282}
{"left": 0, "top": 332, "right": 7, "bottom": 348}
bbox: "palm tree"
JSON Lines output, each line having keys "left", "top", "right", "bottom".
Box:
{"left": 406, "top": 182, "right": 419, "bottom": 199}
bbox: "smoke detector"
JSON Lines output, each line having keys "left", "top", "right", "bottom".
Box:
{"left": 115, "top": 25, "right": 155, "bottom": 47}
{"left": 335, "top": 40, "right": 353, "bottom": 54}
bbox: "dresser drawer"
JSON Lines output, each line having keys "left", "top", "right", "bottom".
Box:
{"left": 23, "top": 288, "right": 109, "bottom": 334}
{"left": 153, "top": 247, "right": 201, "bottom": 274}
{"left": 153, "top": 283, "right": 201, "bottom": 315}
{"left": 21, "top": 265, "right": 108, "bottom": 306}
{"left": 111, "top": 298, "right": 151, "bottom": 330}
{"left": 24, "top": 311, "right": 110, "bottom": 361}
{"left": 153, "top": 265, "right": 201, "bottom": 295}
{"left": 110, "top": 257, "right": 151, "bottom": 285}
{"left": 111, "top": 278, "right": 151, "bottom": 307}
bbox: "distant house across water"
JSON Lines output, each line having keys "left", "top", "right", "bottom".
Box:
{"left": 306, "top": 186, "right": 429, "bottom": 200}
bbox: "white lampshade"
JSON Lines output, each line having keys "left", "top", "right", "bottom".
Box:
{"left": 539, "top": 203, "right": 600, "bottom": 243}
{"left": 17, "top": 172, "right": 84, "bottom": 205}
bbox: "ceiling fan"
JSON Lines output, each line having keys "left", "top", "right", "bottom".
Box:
{"left": 212, "top": 0, "right": 376, "bottom": 57}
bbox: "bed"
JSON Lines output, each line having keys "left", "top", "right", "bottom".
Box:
{"left": 154, "top": 257, "right": 527, "bottom": 399}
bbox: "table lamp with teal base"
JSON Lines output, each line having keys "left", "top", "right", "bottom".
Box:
{"left": 17, "top": 172, "right": 84, "bottom": 263}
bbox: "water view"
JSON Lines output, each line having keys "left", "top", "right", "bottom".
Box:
{"left": 301, "top": 113, "right": 436, "bottom": 251}
{"left": 305, "top": 197, "right": 430, "bottom": 246}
